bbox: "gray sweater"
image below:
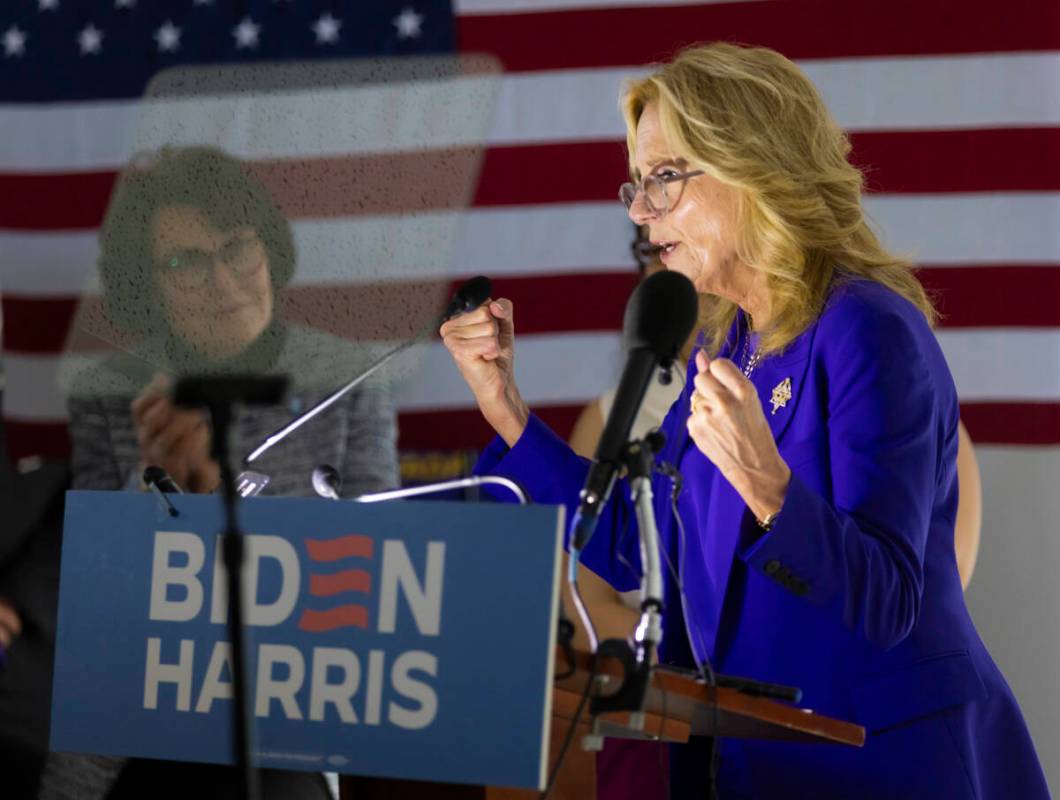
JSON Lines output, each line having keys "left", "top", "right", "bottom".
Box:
{"left": 66, "top": 324, "right": 399, "bottom": 497}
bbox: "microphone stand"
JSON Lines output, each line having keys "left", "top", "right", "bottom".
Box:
{"left": 174, "top": 375, "right": 288, "bottom": 800}
{"left": 244, "top": 275, "right": 493, "bottom": 468}
{"left": 243, "top": 321, "right": 434, "bottom": 466}
{"left": 587, "top": 433, "right": 665, "bottom": 721}
{"left": 352, "top": 475, "right": 528, "bottom": 505}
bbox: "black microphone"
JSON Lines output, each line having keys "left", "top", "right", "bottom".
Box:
{"left": 571, "top": 270, "right": 698, "bottom": 551}
{"left": 143, "top": 465, "right": 182, "bottom": 517}
{"left": 442, "top": 275, "right": 492, "bottom": 320}
{"left": 311, "top": 464, "right": 342, "bottom": 500}
{"left": 143, "top": 465, "right": 183, "bottom": 494}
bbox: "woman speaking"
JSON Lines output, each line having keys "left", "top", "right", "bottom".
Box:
{"left": 440, "top": 43, "right": 1047, "bottom": 799}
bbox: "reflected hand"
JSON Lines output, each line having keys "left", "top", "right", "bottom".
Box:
{"left": 131, "top": 374, "right": 220, "bottom": 493}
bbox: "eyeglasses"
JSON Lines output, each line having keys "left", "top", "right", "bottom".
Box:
{"left": 155, "top": 230, "right": 265, "bottom": 291}
{"left": 619, "top": 169, "right": 704, "bottom": 217}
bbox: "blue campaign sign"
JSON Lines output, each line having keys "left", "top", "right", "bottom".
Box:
{"left": 52, "top": 491, "right": 564, "bottom": 790}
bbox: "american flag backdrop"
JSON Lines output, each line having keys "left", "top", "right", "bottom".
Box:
{"left": 0, "top": 0, "right": 1058, "bottom": 785}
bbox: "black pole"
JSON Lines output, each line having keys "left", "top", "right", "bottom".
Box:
{"left": 174, "top": 375, "right": 286, "bottom": 800}
{"left": 211, "top": 403, "right": 260, "bottom": 800}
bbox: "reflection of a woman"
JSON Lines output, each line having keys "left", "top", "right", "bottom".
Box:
{"left": 441, "top": 43, "right": 1046, "bottom": 799}
{"left": 68, "top": 146, "right": 398, "bottom": 499}
{"left": 45, "top": 147, "right": 397, "bottom": 800}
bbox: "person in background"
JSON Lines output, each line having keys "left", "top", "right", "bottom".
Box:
{"left": 442, "top": 42, "right": 1046, "bottom": 798}
{"left": 41, "top": 146, "right": 398, "bottom": 800}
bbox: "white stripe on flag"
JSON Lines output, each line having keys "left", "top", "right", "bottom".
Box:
{"left": 4, "top": 329, "right": 1057, "bottom": 422}
{"left": 936, "top": 329, "right": 1060, "bottom": 403}
{"left": 1, "top": 53, "right": 1058, "bottom": 171}
{"left": 2, "top": 195, "right": 1057, "bottom": 295}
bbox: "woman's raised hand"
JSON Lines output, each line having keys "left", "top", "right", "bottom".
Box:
{"left": 440, "top": 298, "right": 529, "bottom": 447}
{"left": 687, "top": 350, "right": 790, "bottom": 522}
{"left": 131, "top": 374, "right": 220, "bottom": 493}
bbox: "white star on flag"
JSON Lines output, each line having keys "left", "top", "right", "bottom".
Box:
{"left": 154, "top": 21, "right": 181, "bottom": 53}
{"left": 232, "top": 17, "right": 261, "bottom": 49}
{"left": 78, "top": 24, "right": 103, "bottom": 55}
{"left": 393, "top": 7, "right": 424, "bottom": 40}
{"left": 38, "top": 0, "right": 58, "bottom": 11}
{"left": 2, "top": 26, "right": 27, "bottom": 57}
{"left": 312, "top": 13, "right": 341, "bottom": 45}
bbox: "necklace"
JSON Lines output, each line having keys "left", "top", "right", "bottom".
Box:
{"left": 741, "top": 331, "right": 763, "bottom": 378}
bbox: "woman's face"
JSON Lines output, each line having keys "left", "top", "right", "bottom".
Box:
{"left": 628, "top": 103, "right": 756, "bottom": 306}
{"left": 151, "top": 203, "right": 273, "bottom": 360}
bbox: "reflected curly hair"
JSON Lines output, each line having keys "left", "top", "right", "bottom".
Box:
{"left": 98, "top": 146, "right": 295, "bottom": 336}
{"left": 621, "top": 42, "right": 935, "bottom": 355}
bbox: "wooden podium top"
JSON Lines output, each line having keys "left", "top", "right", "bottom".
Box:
{"left": 343, "top": 647, "right": 864, "bottom": 800}
{"left": 554, "top": 647, "right": 865, "bottom": 748}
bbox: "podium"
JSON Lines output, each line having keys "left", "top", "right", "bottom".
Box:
{"left": 343, "top": 645, "right": 865, "bottom": 799}
{"left": 53, "top": 491, "right": 863, "bottom": 796}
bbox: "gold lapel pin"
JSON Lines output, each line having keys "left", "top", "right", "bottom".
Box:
{"left": 770, "top": 377, "right": 792, "bottom": 415}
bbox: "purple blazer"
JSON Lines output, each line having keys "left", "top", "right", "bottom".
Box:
{"left": 477, "top": 278, "right": 1048, "bottom": 798}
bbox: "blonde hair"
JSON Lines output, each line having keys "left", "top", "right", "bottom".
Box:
{"left": 621, "top": 42, "right": 935, "bottom": 355}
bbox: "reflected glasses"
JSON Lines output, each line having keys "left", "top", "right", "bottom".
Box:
{"left": 619, "top": 170, "right": 704, "bottom": 217}
{"left": 155, "top": 231, "right": 265, "bottom": 291}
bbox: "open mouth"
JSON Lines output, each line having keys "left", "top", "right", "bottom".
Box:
{"left": 652, "top": 240, "right": 680, "bottom": 259}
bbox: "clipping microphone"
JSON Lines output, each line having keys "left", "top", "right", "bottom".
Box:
{"left": 442, "top": 276, "right": 492, "bottom": 320}
{"left": 143, "top": 465, "right": 183, "bottom": 517}
{"left": 311, "top": 465, "right": 342, "bottom": 500}
{"left": 571, "top": 270, "right": 698, "bottom": 551}
{"left": 143, "top": 465, "right": 183, "bottom": 494}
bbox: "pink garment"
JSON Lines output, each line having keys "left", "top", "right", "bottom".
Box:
{"left": 596, "top": 738, "right": 668, "bottom": 800}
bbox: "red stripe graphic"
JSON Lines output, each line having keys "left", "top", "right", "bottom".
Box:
{"left": 309, "top": 569, "right": 372, "bottom": 597}
{"left": 4, "top": 401, "right": 1059, "bottom": 465}
{"left": 2, "top": 128, "right": 1059, "bottom": 230}
{"left": 297, "top": 605, "right": 369, "bottom": 633}
{"left": 458, "top": 0, "right": 1060, "bottom": 72}
{"left": 304, "top": 535, "right": 374, "bottom": 562}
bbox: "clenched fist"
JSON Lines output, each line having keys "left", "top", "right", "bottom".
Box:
{"left": 439, "top": 298, "right": 528, "bottom": 447}
{"left": 687, "top": 350, "right": 790, "bottom": 523}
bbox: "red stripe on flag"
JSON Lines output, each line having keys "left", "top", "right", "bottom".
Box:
{"left": 297, "top": 605, "right": 370, "bottom": 633}
{"left": 309, "top": 569, "right": 372, "bottom": 597}
{"left": 4, "top": 401, "right": 1059, "bottom": 467}
{"left": 457, "top": 0, "right": 1060, "bottom": 71}
{"left": 850, "top": 129, "right": 1060, "bottom": 194}
{"left": 5, "top": 266, "right": 1056, "bottom": 355}
{"left": 304, "top": 534, "right": 374, "bottom": 562}
{"left": 0, "top": 170, "right": 115, "bottom": 230}
{"left": 1, "top": 296, "right": 80, "bottom": 355}
{"left": 397, "top": 404, "right": 586, "bottom": 451}
{"left": 0, "top": 273, "right": 637, "bottom": 354}
{"left": 918, "top": 266, "right": 1060, "bottom": 328}
{"left": 3, "top": 129, "right": 1059, "bottom": 230}
{"left": 960, "top": 402, "right": 1060, "bottom": 445}
{"left": 3, "top": 419, "right": 71, "bottom": 463}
